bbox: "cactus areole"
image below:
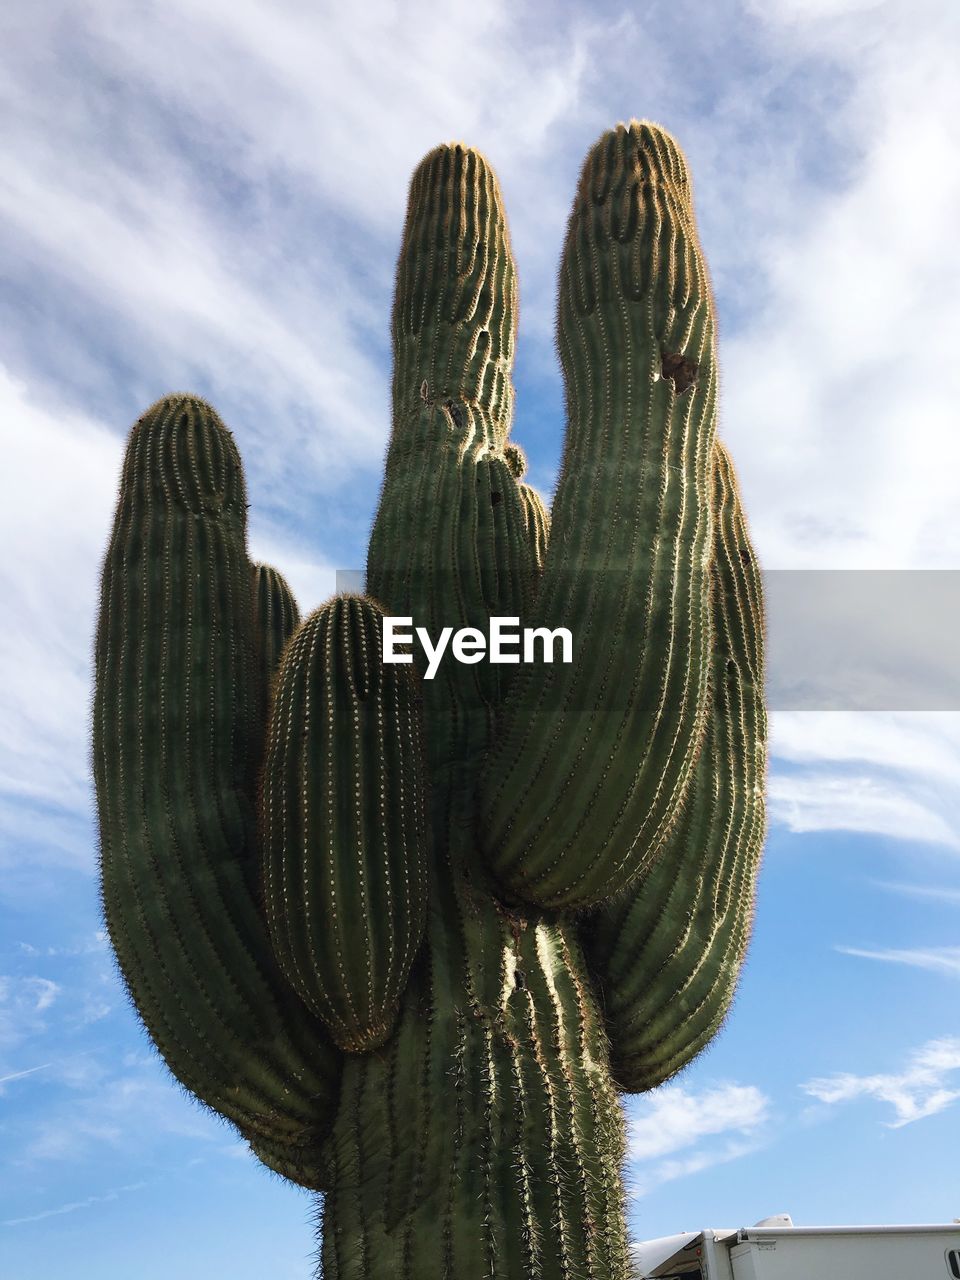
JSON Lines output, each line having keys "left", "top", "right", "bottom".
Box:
{"left": 93, "top": 120, "right": 767, "bottom": 1279}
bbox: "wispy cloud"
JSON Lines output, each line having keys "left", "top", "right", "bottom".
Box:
{"left": 771, "top": 713, "right": 960, "bottom": 783}
{"left": 767, "top": 711, "right": 960, "bottom": 852}
{"left": 871, "top": 880, "right": 960, "bottom": 906}
{"left": 727, "top": 1, "right": 960, "bottom": 574}
{"left": 0, "top": 975, "right": 62, "bottom": 1052}
{"left": 725, "top": 0, "right": 960, "bottom": 849}
{"left": 0, "top": 0, "right": 605, "bottom": 478}
{"left": 246, "top": 531, "right": 338, "bottom": 621}
{"left": 767, "top": 768, "right": 960, "bottom": 849}
{"left": 14, "top": 1060, "right": 224, "bottom": 1165}
{"left": 627, "top": 1082, "right": 770, "bottom": 1197}
{"left": 837, "top": 945, "right": 960, "bottom": 979}
{"left": 630, "top": 1137, "right": 764, "bottom": 1200}
{"left": 0, "top": 371, "right": 121, "bottom": 838}
{"left": 802, "top": 1037, "right": 960, "bottom": 1127}
{"left": 2, "top": 1181, "right": 146, "bottom": 1227}
{"left": 0, "top": 1062, "right": 51, "bottom": 1089}
{"left": 17, "top": 931, "right": 109, "bottom": 959}
{"left": 629, "top": 1082, "right": 770, "bottom": 1162}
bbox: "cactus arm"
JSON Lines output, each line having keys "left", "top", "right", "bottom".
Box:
{"left": 355, "top": 146, "right": 633, "bottom": 1276}
{"left": 519, "top": 482, "right": 550, "bottom": 577}
{"left": 582, "top": 439, "right": 767, "bottom": 1091}
{"left": 368, "top": 141, "right": 522, "bottom": 630}
{"left": 93, "top": 394, "right": 341, "bottom": 1161}
{"left": 367, "top": 142, "right": 537, "bottom": 762}
{"left": 252, "top": 562, "right": 300, "bottom": 694}
{"left": 260, "top": 594, "right": 429, "bottom": 1053}
{"left": 246, "top": 1130, "right": 330, "bottom": 1193}
{"left": 479, "top": 121, "right": 716, "bottom": 910}
{"left": 502, "top": 443, "right": 551, "bottom": 578}
{"left": 390, "top": 143, "right": 517, "bottom": 454}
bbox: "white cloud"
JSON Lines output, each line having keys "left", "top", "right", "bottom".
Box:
{"left": 747, "top": 0, "right": 883, "bottom": 17}
{"left": 15, "top": 1060, "right": 223, "bottom": 1165}
{"left": 0, "top": 370, "right": 121, "bottom": 837}
{"left": 0, "top": 976, "right": 62, "bottom": 1053}
{"left": 0, "top": 1063, "right": 51, "bottom": 1090}
{"left": 2, "top": 1181, "right": 146, "bottom": 1227}
{"left": 766, "top": 711, "right": 960, "bottom": 852}
{"left": 628, "top": 1082, "right": 769, "bottom": 1162}
{"left": 771, "top": 714, "right": 960, "bottom": 783}
{"left": 28, "top": 979, "right": 59, "bottom": 1013}
{"left": 630, "top": 1137, "right": 764, "bottom": 1200}
{"left": 627, "top": 1082, "right": 770, "bottom": 1198}
{"left": 768, "top": 768, "right": 960, "bottom": 849}
{"left": 872, "top": 881, "right": 960, "bottom": 906}
{"left": 16, "top": 932, "right": 108, "bottom": 959}
{"left": 802, "top": 1037, "right": 960, "bottom": 1127}
{"left": 0, "top": 0, "right": 608, "bottom": 480}
{"left": 724, "top": 1, "right": 960, "bottom": 574}
{"left": 79, "top": 0, "right": 594, "bottom": 225}
{"left": 837, "top": 945, "right": 960, "bottom": 979}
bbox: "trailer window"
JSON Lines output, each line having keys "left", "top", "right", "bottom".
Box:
{"left": 947, "top": 1248, "right": 960, "bottom": 1278}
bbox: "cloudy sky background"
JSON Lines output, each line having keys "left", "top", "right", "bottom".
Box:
{"left": 2, "top": 0, "right": 960, "bottom": 1275}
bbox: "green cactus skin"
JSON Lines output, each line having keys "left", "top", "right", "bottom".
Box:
{"left": 582, "top": 440, "right": 767, "bottom": 1093}
{"left": 93, "top": 396, "right": 340, "bottom": 1171}
{"left": 93, "top": 120, "right": 766, "bottom": 1280}
{"left": 252, "top": 561, "right": 300, "bottom": 695}
{"left": 261, "top": 595, "right": 429, "bottom": 1053}
{"left": 479, "top": 123, "right": 716, "bottom": 911}
{"left": 507, "top": 444, "right": 552, "bottom": 577}
{"left": 520, "top": 479, "right": 551, "bottom": 576}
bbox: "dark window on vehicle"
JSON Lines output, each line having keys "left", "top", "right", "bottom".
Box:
{"left": 947, "top": 1247, "right": 960, "bottom": 1278}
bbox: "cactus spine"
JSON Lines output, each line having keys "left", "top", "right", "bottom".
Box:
{"left": 93, "top": 120, "right": 766, "bottom": 1279}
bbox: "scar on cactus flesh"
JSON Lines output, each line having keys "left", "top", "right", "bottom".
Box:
{"left": 661, "top": 349, "right": 699, "bottom": 392}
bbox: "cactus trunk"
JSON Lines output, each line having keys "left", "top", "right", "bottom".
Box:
{"left": 318, "top": 794, "right": 630, "bottom": 1278}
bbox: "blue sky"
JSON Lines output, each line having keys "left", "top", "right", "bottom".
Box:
{"left": 2, "top": 0, "right": 960, "bottom": 1276}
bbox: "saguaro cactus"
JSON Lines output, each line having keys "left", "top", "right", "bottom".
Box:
{"left": 94, "top": 120, "right": 766, "bottom": 1279}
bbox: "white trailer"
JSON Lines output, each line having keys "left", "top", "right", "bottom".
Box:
{"left": 634, "top": 1214, "right": 960, "bottom": 1279}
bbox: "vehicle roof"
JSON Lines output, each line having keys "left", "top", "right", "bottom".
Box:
{"left": 634, "top": 1223, "right": 960, "bottom": 1278}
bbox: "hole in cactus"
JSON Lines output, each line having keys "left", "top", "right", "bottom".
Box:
{"left": 740, "top": 547, "right": 752, "bottom": 565}
{"left": 490, "top": 491, "right": 502, "bottom": 506}
{"left": 444, "top": 399, "right": 465, "bottom": 430}
{"left": 661, "top": 350, "right": 698, "bottom": 393}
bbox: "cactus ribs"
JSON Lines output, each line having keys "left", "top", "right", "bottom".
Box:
{"left": 94, "top": 120, "right": 766, "bottom": 1280}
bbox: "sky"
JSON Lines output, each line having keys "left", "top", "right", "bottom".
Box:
{"left": 2, "top": 0, "right": 960, "bottom": 1276}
